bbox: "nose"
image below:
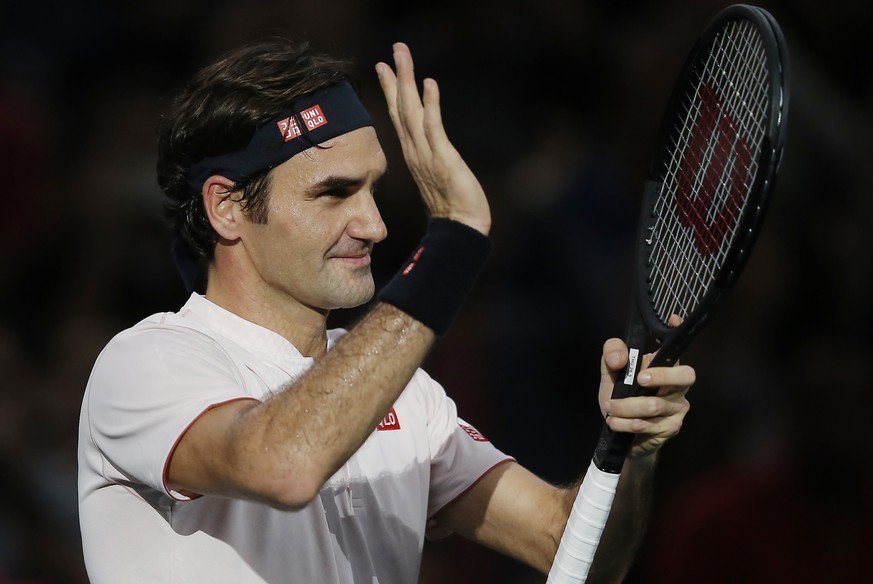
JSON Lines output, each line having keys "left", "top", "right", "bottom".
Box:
{"left": 348, "top": 192, "right": 388, "bottom": 243}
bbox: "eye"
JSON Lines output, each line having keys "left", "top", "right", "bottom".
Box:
{"left": 319, "top": 187, "right": 353, "bottom": 200}
{"left": 370, "top": 176, "right": 384, "bottom": 197}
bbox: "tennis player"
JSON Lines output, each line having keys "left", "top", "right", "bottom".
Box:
{"left": 77, "top": 38, "right": 694, "bottom": 583}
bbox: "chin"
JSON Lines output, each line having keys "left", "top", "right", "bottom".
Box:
{"left": 329, "top": 285, "right": 376, "bottom": 310}
{"left": 336, "top": 297, "right": 371, "bottom": 310}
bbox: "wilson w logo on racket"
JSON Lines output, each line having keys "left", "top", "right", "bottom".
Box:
{"left": 675, "top": 84, "right": 753, "bottom": 257}
{"left": 548, "top": 5, "right": 790, "bottom": 583}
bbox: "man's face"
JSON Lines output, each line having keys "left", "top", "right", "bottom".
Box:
{"left": 235, "top": 126, "right": 388, "bottom": 313}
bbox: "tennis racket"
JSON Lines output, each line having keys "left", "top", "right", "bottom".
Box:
{"left": 547, "top": 4, "right": 790, "bottom": 582}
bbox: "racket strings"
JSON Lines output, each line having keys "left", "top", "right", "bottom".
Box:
{"left": 647, "top": 19, "right": 771, "bottom": 323}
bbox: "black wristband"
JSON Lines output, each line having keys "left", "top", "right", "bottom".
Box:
{"left": 378, "top": 218, "right": 492, "bottom": 335}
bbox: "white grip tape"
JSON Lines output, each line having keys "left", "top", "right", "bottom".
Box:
{"left": 546, "top": 460, "right": 621, "bottom": 583}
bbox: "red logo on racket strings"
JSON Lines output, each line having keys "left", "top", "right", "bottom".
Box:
{"left": 675, "top": 84, "right": 752, "bottom": 256}
{"left": 277, "top": 104, "right": 329, "bottom": 142}
{"left": 460, "top": 423, "right": 490, "bottom": 442}
{"left": 402, "top": 246, "right": 425, "bottom": 276}
{"left": 377, "top": 407, "right": 401, "bottom": 431}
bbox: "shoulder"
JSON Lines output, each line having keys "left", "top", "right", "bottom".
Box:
{"left": 90, "top": 309, "right": 240, "bottom": 392}
{"left": 103, "top": 311, "right": 224, "bottom": 358}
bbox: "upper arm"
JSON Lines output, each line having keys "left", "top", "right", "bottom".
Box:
{"left": 431, "top": 461, "right": 573, "bottom": 574}
{"left": 164, "top": 397, "right": 261, "bottom": 500}
{"left": 85, "top": 327, "right": 255, "bottom": 498}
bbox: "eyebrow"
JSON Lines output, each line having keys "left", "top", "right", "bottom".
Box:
{"left": 305, "top": 172, "right": 384, "bottom": 194}
{"left": 308, "top": 176, "right": 361, "bottom": 192}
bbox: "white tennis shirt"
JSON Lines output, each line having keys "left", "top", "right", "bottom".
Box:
{"left": 78, "top": 294, "right": 512, "bottom": 583}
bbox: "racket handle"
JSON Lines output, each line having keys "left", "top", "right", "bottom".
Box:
{"left": 592, "top": 344, "right": 645, "bottom": 473}
{"left": 593, "top": 423, "right": 635, "bottom": 474}
{"left": 546, "top": 459, "right": 621, "bottom": 583}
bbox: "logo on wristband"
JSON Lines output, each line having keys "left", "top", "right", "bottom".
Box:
{"left": 402, "top": 246, "right": 425, "bottom": 276}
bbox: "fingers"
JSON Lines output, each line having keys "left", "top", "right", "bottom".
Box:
{"left": 604, "top": 362, "right": 693, "bottom": 459}
{"left": 374, "top": 41, "right": 491, "bottom": 235}
{"left": 605, "top": 406, "right": 687, "bottom": 438}
{"left": 600, "top": 337, "right": 628, "bottom": 376}
{"left": 602, "top": 387, "right": 690, "bottom": 461}
{"left": 374, "top": 61, "right": 398, "bottom": 119}
{"left": 603, "top": 362, "right": 693, "bottom": 416}
{"left": 376, "top": 43, "right": 428, "bottom": 146}
{"left": 392, "top": 43, "right": 425, "bottom": 141}
{"left": 598, "top": 335, "right": 694, "bottom": 456}
{"left": 604, "top": 389, "right": 690, "bottom": 425}
{"left": 636, "top": 363, "right": 695, "bottom": 395}
{"left": 421, "top": 78, "right": 451, "bottom": 150}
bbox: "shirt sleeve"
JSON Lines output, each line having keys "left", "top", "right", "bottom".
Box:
{"left": 410, "top": 370, "right": 514, "bottom": 519}
{"left": 83, "top": 323, "right": 254, "bottom": 499}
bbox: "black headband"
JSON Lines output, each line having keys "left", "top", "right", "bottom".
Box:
{"left": 186, "top": 81, "right": 373, "bottom": 192}
{"left": 175, "top": 81, "right": 374, "bottom": 294}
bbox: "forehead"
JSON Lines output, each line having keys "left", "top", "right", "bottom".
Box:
{"left": 271, "top": 126, "right": 386, "bottom": 187}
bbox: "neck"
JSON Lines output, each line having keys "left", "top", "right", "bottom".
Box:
{"left": 205, "top": 267, "right": 330, "bottom": 359}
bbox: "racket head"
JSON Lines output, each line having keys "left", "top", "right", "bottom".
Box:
{"left": 634, "top": 3, "right": 790, "bottom": 362}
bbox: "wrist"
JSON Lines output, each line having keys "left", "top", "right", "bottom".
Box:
{"left": 377, "top": 218, "right": 492, "bottom": 335}
{"left": 432, "top": 213, "right": 491, "bottom": 237}
{"left": 624, "top": 449, "right": 659, "bottom": 473}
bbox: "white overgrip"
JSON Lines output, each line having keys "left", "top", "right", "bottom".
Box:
{"left": 546, "top": 459, "right": 620, "bottom": 583}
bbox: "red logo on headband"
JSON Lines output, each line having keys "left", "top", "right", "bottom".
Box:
{"left": 277, "top": 117, "right": 302, "bottom": 142}
{"left": 277, "top": 105, "right": 329, "bottom": 141}
{"left": 300, "top": 105, "right": 328, "bottom": 131}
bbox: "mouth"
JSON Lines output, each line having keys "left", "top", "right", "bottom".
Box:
{"left": 330, "top": 250, "right": 372, "bottom": 269}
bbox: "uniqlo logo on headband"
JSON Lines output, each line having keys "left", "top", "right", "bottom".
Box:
{"left": 277, "top": 104, "right": 328, "bottom": 141}
{"left": 277, "top": 116, "right": 301, "bottom": 141}
{"left": 300, "top": 104, "right": 328, "bottom": 130}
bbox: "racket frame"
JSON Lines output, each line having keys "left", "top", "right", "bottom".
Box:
{"left": 593, "top": 3, "right": 790, "bottom": 474}
{"left": 641, "top": 2, "right": 790, "bottom": 364}
{"left": 548, "top": 7, "right": 791, "bottom": 583}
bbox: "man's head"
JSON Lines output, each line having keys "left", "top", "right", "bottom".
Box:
{"left": 157, "top": 37, "right": 368, "bottom": 292}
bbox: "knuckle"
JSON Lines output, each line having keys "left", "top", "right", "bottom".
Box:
{"left": 630, "top": 418, "right": 649, "bottom": 434}
{"left": 645, "top": 397, "right": 663, "bottom": 416}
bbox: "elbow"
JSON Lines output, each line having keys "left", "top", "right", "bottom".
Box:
{"left": 236, "top": 454, "right": 335, "bottom": 510}
{"left": 265, "top": 478, "right": 322, "bottom": 511}
{"left": 241, "top": 464, "right": 326, "bottom": 511}
{"left": 228, "top": 409, "right": 329, "bottom": 510}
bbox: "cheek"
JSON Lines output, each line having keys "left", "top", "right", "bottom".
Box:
{"left": 263, "top": 207, "right": 331, "bottom": 262}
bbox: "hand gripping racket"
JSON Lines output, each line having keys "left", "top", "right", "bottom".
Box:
{"left": 547, "top": 5, "right": 790, "bottom": 582}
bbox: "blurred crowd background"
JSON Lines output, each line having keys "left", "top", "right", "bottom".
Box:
{"left": 2, "top": 0, "right": 872, "bottom": 582}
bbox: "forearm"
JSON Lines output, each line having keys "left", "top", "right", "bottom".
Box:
{"left": 234, "top": 303, "right": 435, "bottom": 505}
{"left": 197, "top": 220, "right": 489, "bottom": 505}
{"left": 168, "top": 302, "right": 435, "bottom": 506}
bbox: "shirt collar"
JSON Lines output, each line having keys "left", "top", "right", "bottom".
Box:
{"left": 179, "top": 293, "right": 343, "bottom": 364}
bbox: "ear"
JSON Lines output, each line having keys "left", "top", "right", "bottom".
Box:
{"left": 202, "top": 175, "right": 243, "bottom": 240}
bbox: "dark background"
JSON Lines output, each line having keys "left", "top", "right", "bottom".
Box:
{"left": 2, "top": 0, "right": 871, "bottom": 582}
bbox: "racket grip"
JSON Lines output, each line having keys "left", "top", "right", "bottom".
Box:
{"left": 593, "top": 423, "right": 635, "bottom": 474}
{"left": 546, "top": 459, "right": 621, "bottom": 583}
